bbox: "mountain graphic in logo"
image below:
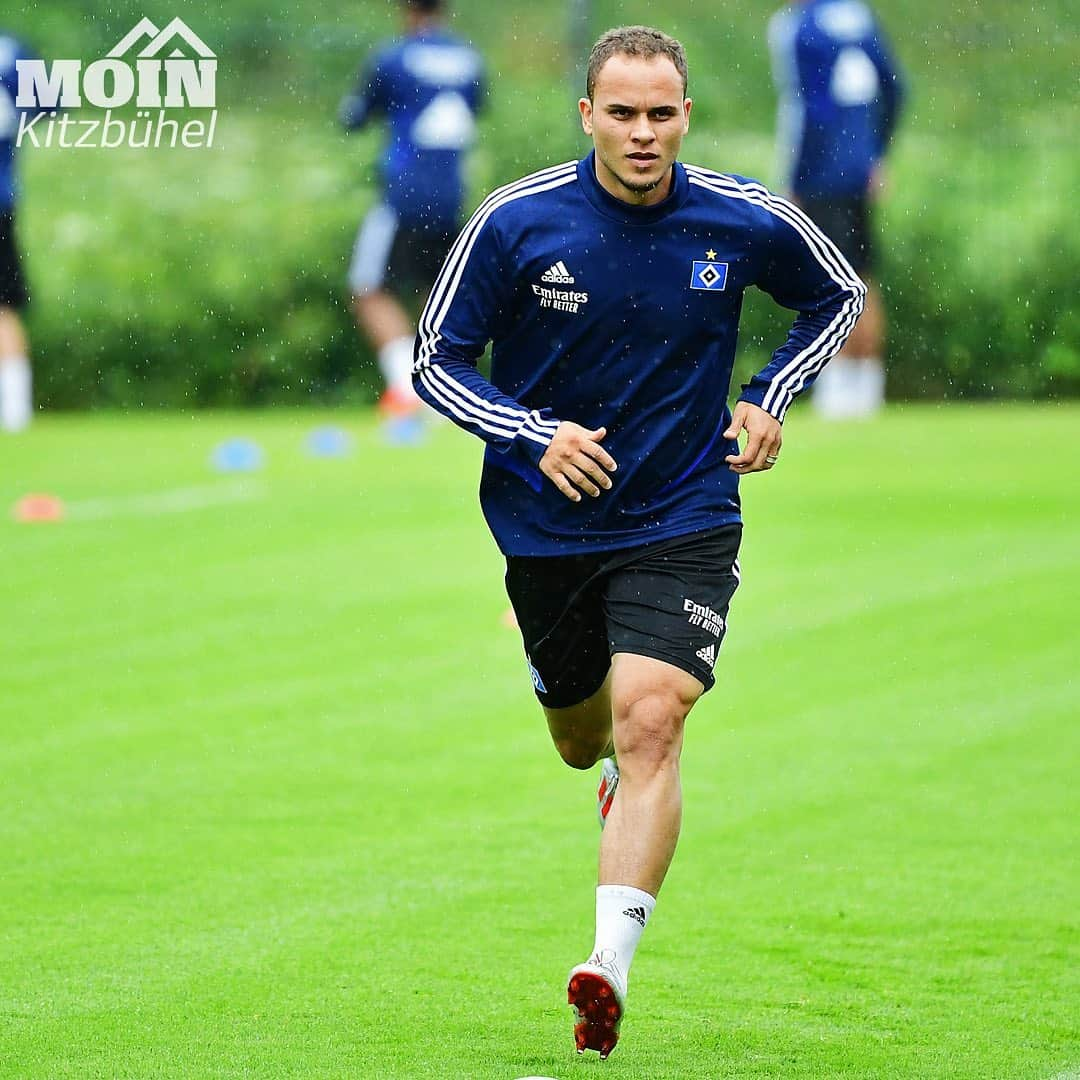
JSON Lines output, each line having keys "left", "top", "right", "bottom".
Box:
{"left": 108, "top": 17, "right": 215, "bottom": 59}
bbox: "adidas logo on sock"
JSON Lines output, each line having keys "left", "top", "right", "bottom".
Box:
{"left": 540, "top": 260, "right": 575, "bottom": 284}
{"left": 622, "top": 905, "right": 647, "bottom": 927}
{"left": 695, "top": 643, "right": 717, "bottom": 668}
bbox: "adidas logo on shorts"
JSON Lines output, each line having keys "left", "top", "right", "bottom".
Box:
{"left": 622, "top": 905, "right": 647, "bottom": 926}
{"left": 695, "top": 643, "right": 717, "bottom": 668}
{"left": 540, "top": 260, "right": 575, "bottom": 284}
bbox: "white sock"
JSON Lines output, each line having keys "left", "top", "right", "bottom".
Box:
{"left": 377, "top": 335, "right": 419, "bottom": 397}
{"left": 589, "top": 884, "right": 656, "bottom": 991}
{"left": 1, "top": 356, "right": 32, "bottom": 432}
{"left": 812, "top": 356, "right": 857, "bottom": 419}
{"left": 854, "top": 357, "right": 885, "bottom": 415}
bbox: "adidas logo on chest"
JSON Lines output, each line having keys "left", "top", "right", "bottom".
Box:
{"left": 540, "top": 260, "right": 575, "bottom": 283}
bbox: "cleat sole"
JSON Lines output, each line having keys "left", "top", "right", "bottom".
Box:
{"left": 567, "top": 970, "right": 623, "bottom": 1058}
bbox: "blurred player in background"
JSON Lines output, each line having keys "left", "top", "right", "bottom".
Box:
{"left": 339, "top": 0, "right": 484, "bottom": 421}
{"left": 769, "top": 0, "right": 904, "bottom": 418}
{"left": 0, "top": 31, "right": 39, "bottom": 432}
{"left": 414, "top": 25, "right": 864, "bottom": 1058}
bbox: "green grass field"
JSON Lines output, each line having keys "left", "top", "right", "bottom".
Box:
{"left": 2, "top": 405, "right": 1078, "bottom": 1078}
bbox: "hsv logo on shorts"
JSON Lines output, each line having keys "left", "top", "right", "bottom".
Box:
{"left": 526, "top": 655, "right": 547, "bottom": 692}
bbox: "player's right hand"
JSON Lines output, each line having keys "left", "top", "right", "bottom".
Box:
{"left": 539, "top": 422, "right": 617, "bottom": 502}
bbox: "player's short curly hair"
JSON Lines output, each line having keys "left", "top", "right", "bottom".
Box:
{"left": 585, "top": 26, "right": 688, "bottom": 101}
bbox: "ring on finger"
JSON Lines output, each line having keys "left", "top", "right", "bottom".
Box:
{"left": 765, "top": 455, "right": 779, "bottom": 465}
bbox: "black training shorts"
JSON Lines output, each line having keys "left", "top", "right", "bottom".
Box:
{"left": 348, "top": 202, "right": 456, "bottom": 301}
{"left": 505, "top": 525, "right": 742, "bottom": 709}
{"left": 0, "top": 212, "right": 30, "bottom": 310}
{"left": 800, "top": 195, "right": 874, "bottom": 275}
{"left": 384, "top": 221, "right": 456, "bottom": 299}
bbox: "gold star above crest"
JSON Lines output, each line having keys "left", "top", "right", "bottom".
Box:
{"left": 705, "top": 248, "right": 717, "bottom": 261}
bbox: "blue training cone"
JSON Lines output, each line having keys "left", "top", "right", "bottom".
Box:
{"left": 211, "top": 438, "right": 264, "bottom": 472}
{"left": 382, "top": 414, "right": 428, "bottom": 447}
{"left": 306, "top": 425, "right": 354, "bottom": 458}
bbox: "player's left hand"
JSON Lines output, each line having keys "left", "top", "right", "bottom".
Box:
{"left": 723, "top": 401, "right": 782, "bottom": 474}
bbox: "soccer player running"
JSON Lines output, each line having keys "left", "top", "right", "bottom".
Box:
{"left": 0, "top": 30, "right": 40, "bottom": 432}
{"left": 339, "top": 0, "right": 484, "bottom": 422}
{"left": 769, "top": 0, "right": 905, "bottom": 418}
{"left": 414, "top": 26, "right": 865, "bottom": 1059}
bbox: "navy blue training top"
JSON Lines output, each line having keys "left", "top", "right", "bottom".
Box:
{"left": 339, "top": 28, "right": 485, "bottom": 227}
{"left": 769, "top": 0, "right": 905, "bottom": 199}
{"left": 0, "top": 34, "right": 39, "bottom": 212}
{"left": 414, "top": 153, "right": 865, "bottom": 557}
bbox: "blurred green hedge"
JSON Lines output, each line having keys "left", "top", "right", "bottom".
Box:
{"left": 733, "top": 122, "right": 1080, "bottom": 403}
{"left": 24, "top": 112, "right": 1077, "bottom": 408}
{"left": 15, "top": 0, "right": 1079, "bottom": 407}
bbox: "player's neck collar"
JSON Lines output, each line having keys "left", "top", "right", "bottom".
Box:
{"left": 577, "top": 152, "right": 690, "bottom": 226}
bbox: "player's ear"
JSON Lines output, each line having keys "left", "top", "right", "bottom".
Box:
{"left": 683, "top": 97, "right": 692, "bottom": 134}
{"left": 579, "top": 97, "right": 593, "bottom": 136}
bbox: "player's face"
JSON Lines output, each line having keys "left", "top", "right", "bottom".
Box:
{"left": 579, "top": 54, "right": 691, "bottom": 207}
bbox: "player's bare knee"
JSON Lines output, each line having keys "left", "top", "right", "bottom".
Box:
{"left": 612, "top": 691, "right": 686, "bottom": 773}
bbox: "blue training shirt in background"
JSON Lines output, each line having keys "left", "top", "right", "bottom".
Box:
{"left": 769, "top": 0, "right": 905, "bottom": 199}
{"left": 339, "top": 28, "right": 484, "bottom": 227}
{"left": 413, "top": 154, "right": 866, "bottom": 557}
{"left": 0, "top": 33, "right": 39, "bottom": 212}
